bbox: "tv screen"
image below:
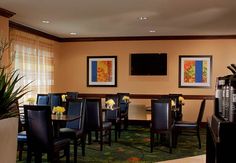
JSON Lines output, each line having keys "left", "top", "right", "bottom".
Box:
{"left": 130, "top": 53, "right": 167, "bottom": 75}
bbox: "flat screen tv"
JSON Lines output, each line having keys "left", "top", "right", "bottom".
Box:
{"left": 130, "top": 53, "right": 167, "bottom": 76}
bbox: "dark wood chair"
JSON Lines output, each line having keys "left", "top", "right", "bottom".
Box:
{"left": 117, "top": 93, "right": 130, "bottom": 130}
{"left": 66, "top": 92, "right": 79, "bottom": 100}
{"left": 36, "top": 94, "right": 49, "bottom": 105}
{"left": 105, "top": 94, "right": 121, "bottom": 142}
{"left": 169, "top": 94, "right": 183, "bottom": 121}
{"left": 24, "top": 105, "right": 70, "bottom": 163}
{"left": 173, "top": 99, "right": 206, "bottom": 149}
{"left": 150, "top": 98, "right": 173, "bottom": 153}
{"left": 85, "top": 98, "right": 112, "bottom": 151}
{"left": 48, "top": 93, "right": 63, "bottom": 110}
{"left": 59, "top": 98, "right": 86, "bottom": 162}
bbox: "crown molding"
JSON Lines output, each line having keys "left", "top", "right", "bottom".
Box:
{"left": 0, "top": 8, "right": 15, "bottom": 18}
{"left": 60, "top": 35, "right": 236, "bottom": 42}
{"left": 9, "top": 21, "right": 61, "bottom": 42}
{"left": 9, "top": 20, "right": 236, "bottom": 42}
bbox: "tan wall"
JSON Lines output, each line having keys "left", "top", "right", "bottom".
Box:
{"left": 0, "top": 16, "right": 10, "bottom": 66}
{"left": 0, "top": 16, "right": 9, "bottom": 36}
{"left": 55, "top": 40, "right": 236, "bottom": 122}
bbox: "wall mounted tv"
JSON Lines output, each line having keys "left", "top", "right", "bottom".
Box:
{"left": 130, "top": 53, "right": 167, "bottom": 76}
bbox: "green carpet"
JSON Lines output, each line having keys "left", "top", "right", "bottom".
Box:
{"left": 17, "top": 125, "right": 206, "bottom": 162}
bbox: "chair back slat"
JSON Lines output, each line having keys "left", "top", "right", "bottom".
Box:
{"left": 66, "top": 92, "right": 79, "bottom": 100}
{"left": 36, "top": 94, "right": 49, "bottom": 105}
{"left": 105, "top": 95, "right": 119, "bottom": 120}
{"left": 197, "top": 99, "right": 206, "bottom": 124}
{"left": 85, "top": 98, "right": 102, "bottom": 130}
{"left": 66, "top": 99, "right": 85, "bottom": 130}
{"left": 24, "top": 105, "right": 53, "bottom": 152}
{"left": 151, "top": 98, "right": 173, "bottom": 130}
{"left": 117, "top": 93, "right": 130, "bottom": 113}
{"left": 48, "top": 93, "right": 63, "bottom": 109}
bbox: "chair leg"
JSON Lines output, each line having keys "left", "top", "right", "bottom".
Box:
{"left": 150, "top": 132, "right": 154, "bottom": 153}
{"left": 109, "top": 129, "right": 112, "bottom": 146}
{"left": 35, "top": 152, "right": 42, "bottom": 163}
{"left": 66, "top": 144, "right": 70, "bottom": 163}
{"left": 74, "top": 139, "right": 77, "bottom": 163}
{"left": 26, "top": 150, "right": 32, "bottom": 163}
{"left": 18, "top": 142, "right": 24, "bottom": 161}
{"left": 115, "top": 123, "right": 118, "bottom": 142}
{"left": 124, "top": 116, "right": 128, "bottom": 130}
{"left": 197, "top": 128, "right": 201, "bottom": 149}
{"left": 95, "top": 131, "right": 99, "bottom": 141}
{"left": 81, "top": 135, "right": 86, "bottom": 156}
{"left": 88, "top": 131, "right": 92, "bottom": 144}
{"left": 118, "top": 122, "right": 121, "bottom": 138}
{"left": 100, "top": 130, "right": 103, "bottom": 151}
{"left": 169, "top": 131, "right": 172, "bottom": 154}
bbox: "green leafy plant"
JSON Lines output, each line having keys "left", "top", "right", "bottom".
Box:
{"left": 0, "top": 36, "right": 30, "bottom": 120}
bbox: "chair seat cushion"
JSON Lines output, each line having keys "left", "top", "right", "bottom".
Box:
{"left": 53, "top": 137, "right": 70, "bottom": 152}
{"left": 121, "top": 112, "right": 128, "bottom": 118}
{"left": 18, "top": 131, "right": 27, "bottom": 141}
{"left": 174, "top": 121, "right": 197, "bottom": 128}
{"left": 106, "top": 117, "right": 120, "bottom": 123}
{"left": 103, "top": 122, "right": 112, "bottom": 129}
{"left": 59, "top": 128, "right": 83, "bottom": 139}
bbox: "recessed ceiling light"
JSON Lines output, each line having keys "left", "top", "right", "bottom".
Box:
{"left": 139, "top": 16, "right": 148, "bottom": 20}
{"left": 70, "top": 32, "right": 77, "bottom": 35}
{"left": 42, "top": 20, "right": 50, "bottom": 24}
{"left": 149, "top": 30, "right": 156, "bottom": 33}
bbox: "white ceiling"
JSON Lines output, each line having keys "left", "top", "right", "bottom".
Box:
{"left": 1, "top": 0, "right": 236, "bottom": 38}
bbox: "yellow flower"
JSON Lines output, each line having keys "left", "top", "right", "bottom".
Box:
{"left": 105, "top": 99, "right": 115, "bottom": 109}
{"left": 52, "top": 106, "right": 65, "bottom": 114}
{"left": 179, "top": 96, "right": 185, "bottom": 105}
{"left": 27, "top": 97, "right": 35, "bottom": 104}
{"left": 122, "top": 96, "right": 130, "bottom": 103}
{"left": 61, "top": 94, "right": 67, "bottom": 102}
{"left": 171, "top": 100, "right": 176, "bottom": 107}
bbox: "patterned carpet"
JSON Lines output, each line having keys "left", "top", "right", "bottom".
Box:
{"left": 17, "top": 125, "right": 206, "bottom": 163}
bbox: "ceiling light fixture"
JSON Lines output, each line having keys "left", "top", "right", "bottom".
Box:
{"left": 70, "top": 32, "right": 77, "bottom": 35}
{"left": 42, "top": 20, "right": 50, "bottom": 24}
{"left": 149, "top": 30, "right": 156, "bottom": 33}
{"left": 139, "top": 16, "right": 148, "bottom": 20}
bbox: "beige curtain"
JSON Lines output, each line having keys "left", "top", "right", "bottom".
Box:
{"left": 10, "top": 29, "right": 55, "bottom": 104}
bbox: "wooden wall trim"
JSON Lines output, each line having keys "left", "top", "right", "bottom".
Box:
{"left": 0, "top": 8, "right": 15, "bottom": 18}
{"left": 9, "top": 21, "right": 61, "bottom": 42}
{"left": 60, "top": 35, "right": 236, "bottom": 42}
{"left": 78, "top": 93, "right": 214, "bottom": 100}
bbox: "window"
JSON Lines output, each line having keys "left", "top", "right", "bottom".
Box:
{"left": 10, "top": 29, "right": 54, "bottom": 104}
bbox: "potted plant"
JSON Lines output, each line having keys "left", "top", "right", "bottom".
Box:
{"left": 0, "top": 36, "right": 30, "bottom": 162}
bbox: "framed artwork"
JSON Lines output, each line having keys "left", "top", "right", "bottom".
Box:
{"left": 87, "top": 56, "right": 117, "bottom": 87}
{"left": 179, "top": 55, "right": 212, "bottom": 88}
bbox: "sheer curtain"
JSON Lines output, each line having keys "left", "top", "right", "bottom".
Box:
{"left": 10, "top": 29, "right": 55, "bottom": 104}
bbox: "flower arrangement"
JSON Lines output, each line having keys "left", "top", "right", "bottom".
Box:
{"left": 122, "top": 96, "right": 130, "bottom": 103}
{"left": 178, "top": 96, "right": 185, "bottom": 105}
{"left": 61, "top": 94, "right": 67, "bottom": 102}
{"left": 27, "top": 97, "right": 35, "bottom": 105}
{"left": 52, "top": 106, "right": 65, "bottom": 116}
{"left": 171, "top": 100, "right": 176, "bottom": 108}
{"left": 105, "top": 99, "right": 115, "bottom": 109}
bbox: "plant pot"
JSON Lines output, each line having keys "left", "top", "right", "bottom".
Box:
{"left": 0, "top": 117, "right": 18, "bottom": 163}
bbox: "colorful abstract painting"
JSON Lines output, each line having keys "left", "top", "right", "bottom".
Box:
{"left": 91, "top": 60, "right": 112, "bottom": 82}
{"left": 179, "top": 56, "right": 212, "bottom": 88}
{"left": 87, "top": 56, "right": 117, "bottom": 87}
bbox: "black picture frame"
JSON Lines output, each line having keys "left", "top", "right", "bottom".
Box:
{"left": 87, "top": 56, "right": 117, "bottom": 87}
{"left": 179, "top": 55, "right": 212, "bottom": 88}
